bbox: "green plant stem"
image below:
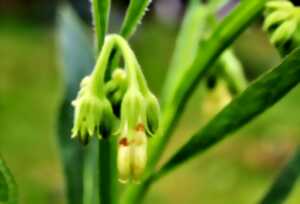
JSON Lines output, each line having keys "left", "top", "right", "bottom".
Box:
{"left": 121, "top": 0, "right": 267, "bottom": 203}
{"left": 98, "top": 138, "right": 117, "bottom": 204}
{"left": 91, "top": 37, "right": 115, "bottom": 97}
{"left": 108, "top": 0, "right": 152, "bottom": 75}
{"left": 83, "top": 141, "right": 99, "bottom": 204}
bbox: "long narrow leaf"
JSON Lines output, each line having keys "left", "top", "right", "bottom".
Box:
{"left": 156, "top": 47, "right": 300, "bottom": 178}
{"left": 259, "top": 146, "right": 300, "bottom": 204}
{"left": 120, "top": 0, "right": 152, "bottom": 38}
{"left": 57, "top": 5, "right": 95, "bottom": 204}
{"left": 0, "top": 155, "right": 17, "bottom": 204}
{"left": 91, "top": 0, "right": 110, "bottom": 51}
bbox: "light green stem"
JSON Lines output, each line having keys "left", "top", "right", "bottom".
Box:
{"left": 90, "top": 37, "right": 115, "bottom": 97}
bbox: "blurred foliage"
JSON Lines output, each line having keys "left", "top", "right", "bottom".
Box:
{"left": 1, "top": 2, "right": 300, "bottom": 203}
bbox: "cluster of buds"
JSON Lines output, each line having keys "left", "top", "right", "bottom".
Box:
{"left": 71, "top": 34, "right": 160, "bottom": 183}
{"left": 264, "top": 0, "right": 300, "bottom": 52}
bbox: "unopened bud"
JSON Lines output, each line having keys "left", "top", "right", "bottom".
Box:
{"left": 71, "top": 78, "right": 115, "bottom": 144}
{"left": 120, "top": 88, "right": 146, "bottom": 130}
{"left": 145, "top": 93, "right": 160, "bottom": 135}
{"left": 270, "top": 19, "right": 297, "bottom": 46}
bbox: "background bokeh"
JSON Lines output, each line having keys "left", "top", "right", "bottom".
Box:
{"left": 1, "top": 0, "right": 300, "bottom": 203}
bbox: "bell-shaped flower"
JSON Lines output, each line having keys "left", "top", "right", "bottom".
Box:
{"left": 71, "top": 77, "right": 114, "bottom": 145}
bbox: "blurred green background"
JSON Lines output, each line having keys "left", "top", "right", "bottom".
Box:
{"left": 1, "top": 0, "right": 300, "bottom": 204}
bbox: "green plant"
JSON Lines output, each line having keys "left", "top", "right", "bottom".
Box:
{"left": 3, "top": 0, "right": 300, "bottom": 204}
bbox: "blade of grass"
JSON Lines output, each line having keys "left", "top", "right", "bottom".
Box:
{"left": 0, "top": 155, "right": 17, "bottom": 204}
{"left": 91, "top": 0, "right": 110, "bottom": 51}
{"left": 57, "top": 5, "right": 95, "bottom": 204}
{"left": 120, "top": 0, "right": 267, "bottom": 203}
{"left": 259, "top": 146, "right": 300, "bottom": 204}
{"left": 156, "top": 47, "right": 300, "bottom": 179}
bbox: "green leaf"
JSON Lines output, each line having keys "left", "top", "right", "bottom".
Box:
{"left": 259, "top": 146, "right": 300, "bottom": 204}
{"left": 0, "top": 155, "right": 17, "bottom": 204}
{"left": 120, "top": 0, "right": 152, "bottom": 38}
{"left": 91, "top": 0, "right": 110, "bottom": 51}
{"left": 57, "top": 5, "right": 95, "bottom": 204}
{"left": 156, "top": 47, "right": 300, "bottom": 178}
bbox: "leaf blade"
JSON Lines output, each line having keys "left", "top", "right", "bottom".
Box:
{"left": 157, "top": 47, "right": 300, "bottom": 178}
{"left": 259, "top": 146, "right": 300, "bottom": 204}
{"left": 0, "top": 155, "right": 17, "bottom": 204}
{"left": 91, "top": 0, "right": 110, "bottom": 51}
{"left": 120, "top": 0, "right": 152, "bottom": 38}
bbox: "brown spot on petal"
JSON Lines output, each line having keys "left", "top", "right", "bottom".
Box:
{"left": 119, "top": 138, "right": 129, "bottom": 146}
{"left": 135, "top": 123, "right": 145, "bottom": 132}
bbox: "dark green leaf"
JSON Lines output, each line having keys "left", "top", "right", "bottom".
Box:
{"left": 91, "top": 0, "right": 110, "bottom": 51}
{"left": 259, "top": 146, "right": 300, "bottom": 204}
{"left": 57, "top": 5, "right": 94, "bottom": 204}
{"left": 120, "top": 0, "right": 152, "bottom": 38}
{"left": 157, "top": 47, "right": 300, "bottom": 178}
{"left": 0, "top": 155, "right": 17, "bottom": 204}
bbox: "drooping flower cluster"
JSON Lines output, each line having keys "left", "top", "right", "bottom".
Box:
{"left": 264, "top": 0, "right": 300, "bottom": 52}
{"left": 71, "top": 34, "right": 160, "bottom": 182}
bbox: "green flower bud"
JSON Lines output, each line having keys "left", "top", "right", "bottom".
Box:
{"left": 263, "top": 10, "right": 291, "bottom": 31}
{"left": 270, "top": 19, "right": 298, "bottom": 46}
{"left": 112, "top": 68, "right": 127, "bottom": 83}
{"left": 265, "top": 1, "right": 294, "bottom": 12}
{"left": 144, "top": 92, "right": 160, "bottom": 135}
{"left": 120, "top": 87, "right": 146, "bottom": 132}
{"left": 71, "top": 78, "right": 115, "bottom": 144}
{"left": 264, "top": 1, "right": 300, "bottom": 51}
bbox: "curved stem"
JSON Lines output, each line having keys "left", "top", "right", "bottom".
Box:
{"left": 111, "top": 35, "right": 140, "bottom": 89}
{"left": 90, "top": 36, "right": 115, "bottom": 97}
